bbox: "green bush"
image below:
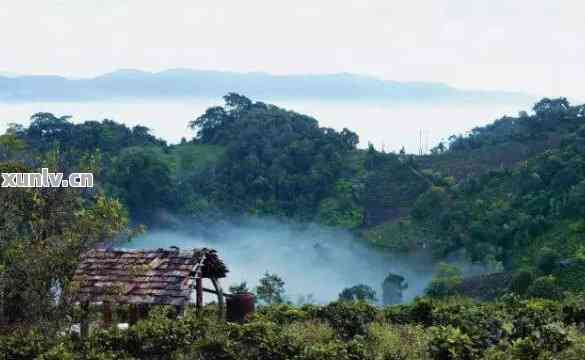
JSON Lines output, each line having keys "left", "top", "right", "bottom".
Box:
{"left": 316, "top": 301, "right": 378, "bottom": 339}
{"left": 425, "top": 263, "right": 463, "bottom": 298}
{"left": 254, "top": 304, "right": 311, "bottom": 324}
{"left": 555, "top": 259, "right": 585, "bottom": 291}
{"left": 6, "top": 293, "right": 585, "bottom": 359}
{"left": 561, "top": 293, "right": 585, "bottom": 325}
{"left": 536, "top": 247, "right": 561, "bottom": 275}
{"left": 0, "top": 328, "right": 53, "bottom": 360}
{"left": 366, "top": 322, "right": 430, "bottom": 360}
{"left": 527, "top": 275, "right": 563, "bottom": 300}
{"left": 427, "top": 325, "right": 476, "bottom": 360}
{"left": 510, "top": 270, "right": 536, "bottom": 295}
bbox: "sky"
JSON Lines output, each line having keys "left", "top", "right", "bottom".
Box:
{"left": 0, "top": 1, "right": 584, "bottom": 99}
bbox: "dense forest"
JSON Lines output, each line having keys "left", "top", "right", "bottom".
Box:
{"left": 2, "top": 94, "right": 585, "bottom": 359}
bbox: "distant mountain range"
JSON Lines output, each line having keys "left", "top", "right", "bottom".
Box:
{"left": 0, "top": 69, "right": 533, "bottom": 103}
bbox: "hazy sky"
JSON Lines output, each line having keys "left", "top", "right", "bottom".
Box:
{"left": 1, "top": 1, "right": 583, "bottom": 99}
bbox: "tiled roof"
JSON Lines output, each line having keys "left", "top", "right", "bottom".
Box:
{"left": 70, "top": 248, "right": 227, "bottom": 306}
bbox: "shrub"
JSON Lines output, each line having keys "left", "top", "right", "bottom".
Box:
{"left": 317, "top": 301, "right": 378, "bottom": 339}
{"left": 254, "top": 304, "right": 311, "bottom": 324}
{"left": 256, "top": 272, "right": 286, "bottom": 305}
{"left": 339, "top": 284, "right": 377, "bottom": 303}
{"left": 510, "top": 270, "right": 536, "bottom": 295}
{"left": 366, "top": 322, "right": 430, "bottom": 360}
{"left": 281, "top": 320, "right": 336, "bottom": 346}
{"left": 227, "top": 320, "right": 294, "bottom": 360}
{"left": 527, "top": 275, "right": 563, "bottom": 300}
{"left": 428, "top": 325, "right": 476, "bottom": 360}
{"left": 425, "top": 263, "right": 462, "bottom": 298}
{"left": 510, "top": 298, "right": 562, "bottom": 339}
{"left": 555, "top": 258, "right": 585, "bottom": 292}
{"left": 536, "top": 247, "right": 561, "bottom": 275}
{"left": 0, "top": 328, "right": 53, "bottom": 360}
{"left": 407, "top": 297, "right": 435, "bottom": 326}
{"left": 561, "top": 293, "right": 585, "bottom": 325}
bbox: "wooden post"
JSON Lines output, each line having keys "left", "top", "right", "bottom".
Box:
{"left": 211, "top": 278, "right": 225, "bottom": 319}
{"left": 0, "top": 279, "right": 4, "bottom": 326}
{"left": 139, "top": 304, "right": 149, "bottom": 319}
{"left": 80, "top": 302, "right": 90, "bottom": 338}
{"left": 103, "top": 301, "right": 113, "bottom": 328}
{"left": 129, "top": 304, "right": 139, "bottom": 326}
{"left": 196, "top": 278, "right": 203, "bottom": 311}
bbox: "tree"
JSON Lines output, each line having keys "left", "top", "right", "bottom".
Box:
{"left": 229, "top": 282, "right": 249, "bottom": 294}
{"left": 533, "top": 98, "right": 570, "bottom": 117}
{"left": 0, "top": 134, "right": 26, "bottom": 161}
{"left": 382, "top": 273, "right": 408, "bottom": 305}
{"left": 425, "top": 263, "right": 462, "bottom": 298}
{"left": 338, "top": 284, "right": 377, "bottom": 303}
{"left": 0, "top": 161, "right": 130, "bottom": 326}
{"left": 536, "top": 247, "right": 561, "bottom": 275}
{"left": 108, "top": 146, "right": 175, "bottom": 221}
{"left": 26, "top": 113, "right": 74, "bottom": 152}
{"left": 255, "top": 272, "right": 286, "bottom": 305}
{"left": 187, "top": 94, "right": 358, "bottom": 220}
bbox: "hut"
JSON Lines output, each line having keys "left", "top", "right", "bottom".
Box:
{"left": 70, "top": 247, "right": 228, "bottom": 336}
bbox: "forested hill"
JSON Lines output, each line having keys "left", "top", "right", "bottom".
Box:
{"left": 0, "top": 69, "right": 531, "bottom": 103}
{"left": 407, "top": 98, "right": 585, "bottom": 271}
{"left": 2, "top": 94, "right": 585, "bottom": 277}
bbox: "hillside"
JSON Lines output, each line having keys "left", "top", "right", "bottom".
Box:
{"left": 4, "top": 95, "right": 584, "bottom": 268}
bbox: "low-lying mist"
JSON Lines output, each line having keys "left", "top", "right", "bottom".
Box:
{"left": 126, "top": 217, "right": 438, "bottom": 304}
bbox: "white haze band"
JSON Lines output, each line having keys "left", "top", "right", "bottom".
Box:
{"left": 1, "top": 168, "right": 94, "bottom": 188}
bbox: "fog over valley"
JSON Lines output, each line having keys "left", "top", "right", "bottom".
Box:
{"left": 127, "top": 218, "right": 432, "bottom": 304}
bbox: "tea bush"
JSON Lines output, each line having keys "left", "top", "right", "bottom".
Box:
{"left": 5, "top": 295, "right": 585, "bottom": 359}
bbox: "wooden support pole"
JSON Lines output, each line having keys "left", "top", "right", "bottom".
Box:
{"left": 80, "top": 302, "right": 90, "bottom": 338}
{"left": 139, "top": 304, "right": 149, "bottom": 319}
{"left": 129, "top": 304, "right": 139, "bottom": 326}
{"left": 196, "top": 278, "right": 203, "bottom": 311}
{"left": 211, "top": 278, "right": 225, "bottom": 320}
{"left": 176, "top": 305, "right": 185, "bottom": 318}
{"left": 103, "top": 301, "right": 113, "bottom": 328}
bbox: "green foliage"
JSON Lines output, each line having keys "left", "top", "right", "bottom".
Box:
{"left": 362, "top": 152, "right": 430, "bottom": 227}
{"left": 0, "top": 328, "right": 53, "bottom": 360}
{"left": 527, "top": 275, "right": 563, "bottom": 300}
{"left": 366, "top": 322, "right": 431, "bottom": 360}
{"left": 428, "top": 325, "right": 476, "bottom": 360}
{"left": 107, "top": 146, "right": 176, "bottom": 221}
{"left": 228, "top": 281, "right": 249, "bottom": 294}
{"left": 425, "top": 263, "right": 463, "bottom": 298}
{"left": 338, "top": 284, "right": 377, "bottom": 303}
{"left": 382, "top": 272, "right": 408, "bottom": 305}
{"left": 317, "top": 180, "right": 364, "bottom": 229}
{"left": 536, "top": 247, "right": 561, "bottom": 275}
{"left": 362, "top": 218, "right": 430, "bottom": 251}
{"left": 510, "top": 270, "right": 536, "bottom": 295}
{"left": 256, "top": 272, "right": 286, "bottom": 305}
{"left": 0, "top": 133, "right": 26, "bottom": 160}
{"left": 4, "top": 295, "right": 585, "bottom": 359}
{"left": 411, "top": 100, "right": 585, "bottom": 270}
{"left": 0, "top": 161, "right": 129, "bottom": 325}
{"left": 316, "top": 301, "right": 378, "bottom": 339}
{"left": 188, "top": 93, "right": 359, "bottom": 220}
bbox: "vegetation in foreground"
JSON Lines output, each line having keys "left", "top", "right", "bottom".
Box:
{"left": 4, "top": 294, "right": 585, "bottom": 359}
